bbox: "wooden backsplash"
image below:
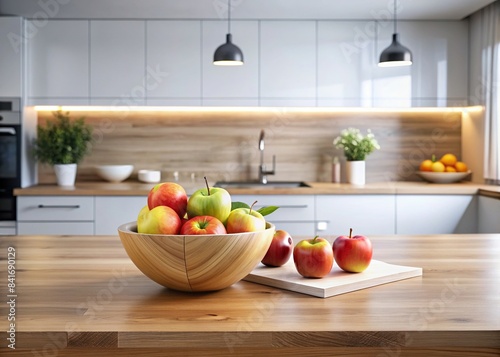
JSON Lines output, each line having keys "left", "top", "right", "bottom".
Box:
{"left": 36, "top": 109, "right": 462, "bottom": 184}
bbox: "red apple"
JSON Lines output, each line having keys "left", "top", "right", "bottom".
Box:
{"left": 226, "top": 201, "right": 266, "bottom": 233}
{"left": 137, "top": 205, "right": 182, "bottom": 235}
{"left": 261, "top": 230, "right": 293, "bottom": 267}
{"left": 332, "top": 228, "right": 373, "bottom": 273}
{"left": 148, "top": 182, "right": 188, "bottom": 218}
{"left": 180, "top": 215, "right": 227, "bottom": 235}
{"left": 293, "top": 236, "right": 333, "bottom": 278}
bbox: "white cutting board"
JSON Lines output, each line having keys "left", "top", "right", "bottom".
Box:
{"left": 243, "top": 259, "right": 422, "bottom": 298}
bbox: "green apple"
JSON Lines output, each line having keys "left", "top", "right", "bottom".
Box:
{"left": 226, "top": 201, "right": 266, "bottom": 233}
{"left": 186, "top": 177, "right": 232, "bottom": 224}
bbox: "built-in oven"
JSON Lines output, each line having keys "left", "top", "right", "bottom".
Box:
{"left": 0, "top": 98, "right": 21, "bottom": 235}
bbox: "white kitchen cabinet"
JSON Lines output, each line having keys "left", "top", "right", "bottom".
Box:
{"left": 95, "top": 196, "right": 146, "bottom": 235}
{"left": 373, "top": 21, "right": 468, "bottom": 107}
{"left": 202, "top": 20, "right": 259, "bottom": 104}
{"left": 17, "top": 196, "right": 95, "bottom": 235}
{"left": 478, "top": 195, "right": 500, "bottom": 233}
{"left": 28, "top": 20, "right": 89, "bottom": 104}
{"left": 146, "top": 20, "right": 201, "bottom": 102}
{"left": 0, "top": 17, "right": 23, "bottom": 97}
{"left": 396, "top": 195, "right": 477, "bottom": 234}
{"left": 317, "top": 21, "right": 374, "bottom": 107}
{"left": 316, "top": 195, "right": 396, "bottom": 236}
{"left": 230, "top": 195, "right": 316, "bottom": 236}
{"left": 90, "top": 20, "right": 146, "bottom": 104}
{"left": 259, "top": 21, "right": 316, "bottom": 102}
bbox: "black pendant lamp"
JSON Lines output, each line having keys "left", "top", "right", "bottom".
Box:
{"left": 378, "top": 0, "right": 412, "bottom": 67}
{"left": 213, "top": 0, "right": 244, "bottom": 66}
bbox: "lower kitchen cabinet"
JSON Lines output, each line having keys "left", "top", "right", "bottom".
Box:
{"left": 396, "top": 195, "right": 477, "bottom": 234}
{"left": 15, "top": 191, "right": 491, "bottom": 236}
{"left": 17, "top": 196, "right": 95, "bottom": 235}
{"left": 95, "top": 196, "right": 147, "bottom": 235}
{"left": 231, "top": 195, "right": 316, "bottom": 236}
{"left": 315, "top": 195, "right": 396, "bottom": 236}
{"left": 478, "top": 195, "right": 500, "bottom": 233}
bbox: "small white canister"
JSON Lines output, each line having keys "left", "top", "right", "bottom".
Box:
{"left": 138, "top": 170, "right": 161, "bottom": 183}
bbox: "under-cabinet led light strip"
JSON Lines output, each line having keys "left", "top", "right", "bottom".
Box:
{"left": 34, "top": 106, "right": 482, "bottom": 113}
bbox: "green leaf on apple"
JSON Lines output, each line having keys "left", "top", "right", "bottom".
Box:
{"left": 257, "top": 206, "right": 279, "bottom": 216}
{"left": 231, "top": 201, "right": 250, "bottom": 210}
{"left": 230, "top": 202, "right": 279, "bottom": 216}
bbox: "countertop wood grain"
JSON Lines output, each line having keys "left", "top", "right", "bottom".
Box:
{"left": 0, "top": 234, "right": 499, "bottom": 356}
{"left": 13, "top": 180, "right": 500, "bottom": 197}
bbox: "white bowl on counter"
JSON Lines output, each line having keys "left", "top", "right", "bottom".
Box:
{"left": 95, "top": 165, "right": 134, "bottom": 182}
{"left": 138, "top": 169, "right": 161, "bottom": 183}
{"left": 417, "top": 170, "right": 471, "bottom": 184}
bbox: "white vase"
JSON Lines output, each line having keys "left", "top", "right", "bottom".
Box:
{"left": 346, "top": 160, "right": 365, "bottom": 185}
{"left": 53, "top": 164, "right": 77, "bottom": 186}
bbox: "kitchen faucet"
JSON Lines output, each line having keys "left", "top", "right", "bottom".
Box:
{"left": 258, "top": 129, "right": 276, "bottom": 184}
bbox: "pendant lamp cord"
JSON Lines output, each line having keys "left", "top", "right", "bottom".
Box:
{"left": 393, "top": 0, "right": 397, "bottom": 34}
{"left": 228, "top": 0, "right": 231, "bottom": 34}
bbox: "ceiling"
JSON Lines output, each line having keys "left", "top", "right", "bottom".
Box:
{"left": 0, "top": 0, "right": 497, "bottom": 20}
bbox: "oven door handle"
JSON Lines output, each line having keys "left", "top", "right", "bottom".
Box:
{"left": 0, "top": 128, "right": 16, "bottom": 135}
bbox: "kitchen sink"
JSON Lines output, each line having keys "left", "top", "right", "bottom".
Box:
{"left": 214, "top": 181, "right": 311, "bottom": 189}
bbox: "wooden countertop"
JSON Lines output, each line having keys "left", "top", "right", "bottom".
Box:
{"left": 1, "top": 234, "right": 499, "bottom": 356}
{"left": 13, "top": 180, "right": 500, "bottom": 197}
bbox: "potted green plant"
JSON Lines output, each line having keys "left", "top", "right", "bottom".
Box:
{"left": 33, "top": 110, "right": 93, "bottom": 186}
{"left": 333, "top": 128, "right": 380, "bottom": 185}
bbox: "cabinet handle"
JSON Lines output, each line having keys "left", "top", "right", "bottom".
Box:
{"left": 37, "top": 204, "right": 80, "bottom": 209}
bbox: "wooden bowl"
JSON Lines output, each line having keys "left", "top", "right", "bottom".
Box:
{"left": 117, "top": 221, "right": 275, "bottom": 292}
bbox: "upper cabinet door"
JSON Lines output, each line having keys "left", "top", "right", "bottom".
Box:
{"left": 202, "top": 20, "right": 259, "bottom": 105}
{"left": 90, "top": 20, "right": 145, "bottom": 104}
{"left": 373, "top": 21, "right": 468, "bottom": 107}
{"left": 260, "top": 21, "right": 316, "bottom": 106}
{"left": 28, "top": 20, "right": 89, "bottom": 103}
{"left": 146, "top": 20, "right": 201, "bottom": 105}
{"left": 0, "top": 17, "right": 23, "bottom": 97}
{"left": 21, "top": 18, "right": 469, "bottom": 108}
{"left": 317, "top": 21, "right": 375, "bottom": 107}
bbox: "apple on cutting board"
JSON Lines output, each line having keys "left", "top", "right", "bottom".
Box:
{"left": 332, "top": 228, "right": 373, "bottom": 273}
{"left": 261, "top": 229, "right": 294, "bottom": 267}
{"left": 293, "top": 236, "right": 334, "bottom": 278}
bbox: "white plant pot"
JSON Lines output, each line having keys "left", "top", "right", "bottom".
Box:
{"left": 54, "top": 164, "right": 77, "bottom": 187}
{"left": 346, "top": 160, "right": 365, "bottom": 185}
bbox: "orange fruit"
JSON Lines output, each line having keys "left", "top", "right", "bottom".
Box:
{"left": 431, "top": 161, "right": 445, "bottom": 172}
{"left": 455, "top": 161, "right": 468, "bottom": 172}
{"left": 445, "top": 166, "right": 457, "bottom": 172}
{"left": 419, "top": 159, "right": 433, "bottom": 172}
{"left": 440, "top": 153, "right": 457, "bottom": 167}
